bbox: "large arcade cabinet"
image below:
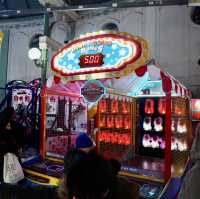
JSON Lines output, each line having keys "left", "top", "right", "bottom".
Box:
{"left": 96, "top": 64, "right": 192, "bottom": 185}
{"left": 27, "top": 31, "right": 192, "bottom": 198}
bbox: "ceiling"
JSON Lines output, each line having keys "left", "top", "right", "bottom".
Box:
{"left": 0, "top": 0, "right": 188, "bottom": 20}
{"left": 0, "top": 0, "right": 43, "bottom": 19}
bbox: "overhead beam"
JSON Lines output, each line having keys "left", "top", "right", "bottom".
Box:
{"left": 0, "top": 0, "right": 188, "bottom": 19}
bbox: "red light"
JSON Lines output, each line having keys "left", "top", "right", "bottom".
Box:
{"left": 115, "top": 116, "right": 123, "bottom": 128}
{"left": 107, "top": 116, "right": 114, "bottom": 128}
{"left": 99, "top": 99, "right": 107, "bottom": 113}
{"left": 175, "top": 106, "right": 182, "bottom": 116}
{"left": 112, "top": 133, "right": 118, "bottom": 144}
{"left": 145, "top": 99, "right": 154, "bottom": 114}
{"left": 110, "top": 133, "right": 116, "bottom": 144}
{"left": 79, "top": 54, "right": 104, "bottom": 68}
{"left": 104, "top": 133, "right": 110, "bottom": 143}
{"left": 122, "top": 101, "right": 130, "bottom": 113}
{"left": 111, "top": 99, "right": 119, "bottom": 113}
{"left": 99, "top": 116, "right": 106, "bottom": 128}
{"left": 158, "top": 98, "right": 166, "bottom": 115}
{"left": 124, "top": 116, "right": 131, "bottom": 129}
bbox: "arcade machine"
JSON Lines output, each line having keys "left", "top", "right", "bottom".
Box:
{"left": 24, "top": 31, "right": 192, "bottom": 198}
{"left": 0, "top": 79, "right": 40, "bottom": 158}
{"left": 96, "top": 65, "right": 192, "bottom": 198}
{"left": 23, "top": 84, "right": 87, "bottom": 185}
{"left": 23, "top": 31, "right": 150, "bottom": 187}
{"left": 191, "top": 99, "right": 200, "bottom": 135}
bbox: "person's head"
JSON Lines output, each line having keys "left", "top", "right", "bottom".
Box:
{"left": 63, "top": 151, "right": 116, "bottom": 199}
{"left": 75, "top": 133, "right": 95, "bottom": 153}
{"left": 0, "top": 107, "right": 15, "bottom": 130}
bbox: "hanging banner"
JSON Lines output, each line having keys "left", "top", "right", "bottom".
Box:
{"left": 52, "top": 31, "right": 150, "bottom": 81}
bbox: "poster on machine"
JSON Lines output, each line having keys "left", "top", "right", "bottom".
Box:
{"left": 12, "top": 88, "right": 32, "bottom": 111}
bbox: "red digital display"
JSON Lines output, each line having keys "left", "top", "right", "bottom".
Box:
{"left": 79, "top": 54, "right": 104, "bottom": 68}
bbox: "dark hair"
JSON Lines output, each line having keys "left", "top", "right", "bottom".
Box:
{"left": 109, "top": 158, "right": 121, "bottom": 176}
{"left": 66, "top": 152, "right": 116, "bottom": 199}
{"left": 0, "top": 107, "right": 25, "bottom": 153}
{"left": 0, "top": 107, "right": 14, "bottom": 130}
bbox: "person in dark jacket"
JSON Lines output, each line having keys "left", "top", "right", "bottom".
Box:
{"left": 58, "top": 149, "right": 139, "bottom": 199}
{"left": 0, "top": 106, "right": 25, "bottom": 182}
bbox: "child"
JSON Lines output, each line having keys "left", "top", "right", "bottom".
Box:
{"left": 75, "top": 133, "right": 96, "bottom": 153}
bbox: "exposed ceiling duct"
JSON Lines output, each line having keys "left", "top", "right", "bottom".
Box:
{"left": 67, "top": 0, "right": 111, "bottom": 5}
{"left": 38, "top": 0, "right": 66, "bottom": 7}
{"left": 0, "top": 0, "right": 189, "bottom": 19}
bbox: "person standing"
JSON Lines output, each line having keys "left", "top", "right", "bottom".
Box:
{"left": 0, "top": 107, "right": 24, "bottom": 183}
{"left": 178, "top": 122, "right": 200, "bottom": 199}
{"left": 59, "top": 149, "right": 139, "bottom": 199}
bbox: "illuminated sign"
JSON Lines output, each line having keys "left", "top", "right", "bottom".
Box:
{"left": 81, "top": 80, "right": 105, "bottom": 103}
{"left": 191, "top": 99, "right": 200, "bottom": 120}
{"left": 80, "top": 54, "right": 104, "bottom": 68}
{"left": 52, "top": 32, "right": 150, "bottom": 81}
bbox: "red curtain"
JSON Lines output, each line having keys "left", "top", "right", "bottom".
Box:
{"left": 160, "top": 71, "right": 172, "bottom": 93}
{"left": 135, "top": 65, "right": 147, "bottom": 77}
